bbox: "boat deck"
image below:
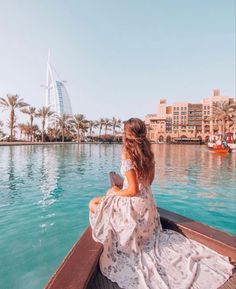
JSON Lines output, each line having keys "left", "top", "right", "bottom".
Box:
{"left": 90, "top": 269, "right": 236, "bottom": 289}
{"left": 90, "top": 271, "right": 121, "bottom": 289}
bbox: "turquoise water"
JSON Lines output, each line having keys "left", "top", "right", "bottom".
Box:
{"left": 0, "top": 144, "right": 235, "bottom": 289}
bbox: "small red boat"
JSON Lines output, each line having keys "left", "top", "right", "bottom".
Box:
{"left": 209, "top": 144, "right": 231, "bottom": 153}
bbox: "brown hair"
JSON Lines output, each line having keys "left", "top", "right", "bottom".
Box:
{"left": 123, "top": 118, "right": 154, "bottom": 181}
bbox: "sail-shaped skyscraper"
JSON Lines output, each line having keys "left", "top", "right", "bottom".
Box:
{"left": 44, "top": 50, "right": 72, "bottom": 128}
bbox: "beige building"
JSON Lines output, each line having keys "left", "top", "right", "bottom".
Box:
{"left": 145, "top": 89, "right": 235, "bottom": 143}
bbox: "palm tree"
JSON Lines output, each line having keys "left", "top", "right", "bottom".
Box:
{"left": 23, "top": 123, "right": 32, "bottom": 141}
{"left": 81, "top": 123, "right": 89, "bottom": 141}
{"left": 56, "top": 113, "right": 72, "bottom": 142}
{"left": 0, "top": 121, "right": 3, "bottom": 131}
{"left": 104, "top": 118, "right": 112, "bottom": 137}
{"left": 87, "top": 120, "right": 99, "bottom": 139}
{"left": 111, "top": 117, "right": 122, "bottom": 140}
{"left": 72, "top": 114, "right": 87, "bottom": 143}
{"left": 0, "top": 94, "right": 28, "bottom": 141}
{"left": 36, "top": 106, "right": 55, "bottom": 142}
{"left": 209, "top": 100, "right": 236, "bottom": 135}
{"left": 21, "top": 106, "right": 36, "bottom": 142}
{"left": 32, "top": 124, "right": 39, "bottom": 142}
{"left": 17, "top": 123, "right": 26, "bottom": 140}
{"left": 47, "top": 127, "right": 59, "bottom": 142}
{"left": 0, "top": 120, "right": 5, "bottom": 140}
{"left": 98, "top": 118, "right": 105, "bottom": 138}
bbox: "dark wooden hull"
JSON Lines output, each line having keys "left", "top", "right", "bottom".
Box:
{"left": 44, "top": 207, "right": 236, "bottom": 289}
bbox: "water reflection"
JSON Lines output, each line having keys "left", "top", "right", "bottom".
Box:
{"left": 38, "top": 146, "right": 60, "bottom": 207}
{"left": 152, "top": 144, "right": 235, "bottom": 201}
{"left": 8, "top": 147, "right": 16, "bottom": 193}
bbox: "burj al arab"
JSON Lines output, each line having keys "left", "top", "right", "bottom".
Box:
{"left": 43, "top": 50, "right": 73, "bottom": 128}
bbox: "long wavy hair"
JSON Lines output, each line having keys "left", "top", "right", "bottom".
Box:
{"left": 123, "top": 118, "right": 154, "bottom": 181}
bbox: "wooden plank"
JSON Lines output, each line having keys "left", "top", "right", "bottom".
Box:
{"left": 44, "top": 227, "right": 103, "bottom": 289}
{"left": 89, "top": 271, "right": 121, "bottom": 289}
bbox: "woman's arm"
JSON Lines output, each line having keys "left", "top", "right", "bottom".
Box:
{"left": 112, "top": 169, "right": 139, "bottom": 197}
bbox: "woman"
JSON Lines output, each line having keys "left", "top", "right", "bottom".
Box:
{"left": 89, "top": 118, "right": 233, "bottom": 289}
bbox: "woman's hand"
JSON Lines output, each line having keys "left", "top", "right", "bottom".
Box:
{"left": 112, "top": 185, "right": 121, "bottom": 193}
{"left": 106, "top": 185, "right": 121, "bottom": 196}
{"left": 89, "top": 196, "right": 104, "bottom": 214}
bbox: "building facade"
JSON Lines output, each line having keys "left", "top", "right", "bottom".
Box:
{"left": 145, "top": 89, "right": 235, "bottom": 143}
{"left": 45, "top": 51, "right": 73, "bottom": 128}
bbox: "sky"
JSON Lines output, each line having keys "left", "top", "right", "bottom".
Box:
{"left": 0, "top": 0, "right": 235, "bottom": 128}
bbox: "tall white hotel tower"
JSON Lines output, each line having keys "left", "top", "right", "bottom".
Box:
{"left": 44, "top": 50, "right": 72, "bottom": 128}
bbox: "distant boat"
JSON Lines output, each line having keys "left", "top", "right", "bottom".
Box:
{"left": 208, "top": 144, "right": 231, "bottom": 153}
{"left": 208, "top": 142, "right": 236, "bottom": 151}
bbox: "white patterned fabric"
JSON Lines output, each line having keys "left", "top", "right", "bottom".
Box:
{"left": 89, "top": 159, "right": 234, "bottom": 289}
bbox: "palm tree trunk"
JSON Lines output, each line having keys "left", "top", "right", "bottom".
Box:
{"left": 77, "top": 129, "right": 80, "bottom": 143}
{"left": 99, "top": 125, "right": 102, "bottom": 137}
{"left": 10, "top": 109, "right": 14, "bottom": 142}
{"left": 112, "top": 124, "right": 115, "bottom": 140}
{"left": 42, "top": 120, "right": 45, "bottom": 142}
{"left": 30, "top": 115, "right": 33, "bottom": 142}
{"left": 222, "top": 120, "right": 225, "bottom": 136}
{"left": 62, "top": 127, "right": 64, "bottom": 142}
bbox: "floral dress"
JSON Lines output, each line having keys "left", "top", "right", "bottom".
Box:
{"left": 89, "top": 159, "right": 234, "bottom": 289}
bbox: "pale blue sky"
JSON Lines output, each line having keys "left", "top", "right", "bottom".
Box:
{"left": 0, "top": 0, "right": 235, "bottom": 124}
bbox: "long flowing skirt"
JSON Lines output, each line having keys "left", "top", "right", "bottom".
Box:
{"left": 89, "top": 192, "right": 234, "bottom": 289}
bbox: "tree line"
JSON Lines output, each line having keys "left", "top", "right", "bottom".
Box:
{"left": 0, "top": 94, "right": 123, "bottom": 143}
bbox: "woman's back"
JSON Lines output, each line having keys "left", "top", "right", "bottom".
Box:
{"left": 121, "top": 150, "right": 155, "bottom": 188}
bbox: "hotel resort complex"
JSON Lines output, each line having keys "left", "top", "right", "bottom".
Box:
{"left": 145, "top": 89, "right": 235, "bottom": 143}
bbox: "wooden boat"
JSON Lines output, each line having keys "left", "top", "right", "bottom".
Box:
{"left": 45, "top": 173, "right": 236, "bottom": 289}
{"left": 208, "top": 144, "right": 231, "bottom": 153}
